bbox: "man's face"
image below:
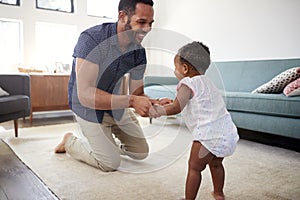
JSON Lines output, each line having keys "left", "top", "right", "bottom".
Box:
{"left": 125, "top": 3, "right": 154, "bottom": 44}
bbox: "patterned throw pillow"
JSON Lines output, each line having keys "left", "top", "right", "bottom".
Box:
{"left": 283, "top": 78, "right": 300, "bottom": 97}
{"left": 252, "top": 67, "right": 300, "bottom": 94}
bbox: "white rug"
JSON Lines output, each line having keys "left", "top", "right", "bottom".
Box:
{"left": 0, "top": 118, "right": 300, "bottom": 200}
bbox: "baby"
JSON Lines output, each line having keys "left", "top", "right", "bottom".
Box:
{"left": 149, "top": 41, "right": 239, "bottom": 200}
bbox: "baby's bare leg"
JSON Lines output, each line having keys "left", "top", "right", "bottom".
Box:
{"left": 209, "top": 157, "right": 225, "bottom": 200}
{"left": 185, "top": 141, "right": 214, "bottom": 200}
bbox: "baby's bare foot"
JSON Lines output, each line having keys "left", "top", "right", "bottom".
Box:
{"left": 54, "top": 133, "right": 73, "bottom": 153}
{"left": 211, "top": 192, "right": 225, "bottom": 200}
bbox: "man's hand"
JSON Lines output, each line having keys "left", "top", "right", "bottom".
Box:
{"left": 130, "top": 95, "right": 152, "bottom": 117}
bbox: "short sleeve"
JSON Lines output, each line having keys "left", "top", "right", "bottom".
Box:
{"left": 177, "top": 77, "right": 196, "bottom": 96}
{"left": 129, "top": 48, "right": 147, "bottom": 80}
{"left": 73, "top": 32, "right": 101, "bottom": 64}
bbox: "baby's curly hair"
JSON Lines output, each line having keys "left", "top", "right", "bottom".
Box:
{"left": 177, "top": 41, "right": 211, "bottom": 74}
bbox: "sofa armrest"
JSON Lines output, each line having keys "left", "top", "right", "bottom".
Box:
{"left": 0, "top": 74, "right": 30, "bottom": 97}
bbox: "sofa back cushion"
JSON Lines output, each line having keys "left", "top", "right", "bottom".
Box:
{"left": 206, "top": 58, "right": 300, "bottom": 92}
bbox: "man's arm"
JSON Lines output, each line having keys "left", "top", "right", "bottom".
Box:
{"left": 128, "top": 78, "right": 153, "bottom": 116}
{"left": 129, "top": 79, "right": 145, "bottom": 96}
{"left": 76, "top": 58, "right": 151, "bottom": 116}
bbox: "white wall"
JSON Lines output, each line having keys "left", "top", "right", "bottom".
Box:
{"left": 1, "top": 0, "right": 300, "bottom": 74}
{"left": 154, "top": 0, "right": 300, "bottom": 61}
{"left": 146, "top": 0, "right": 300, "bottom": 76}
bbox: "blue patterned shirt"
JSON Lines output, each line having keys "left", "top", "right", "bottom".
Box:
{"left": 68, "top": 23, "right": 147, "bottom": 123}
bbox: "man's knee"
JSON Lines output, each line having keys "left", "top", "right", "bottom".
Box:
{"left": 125, "top": 141, "right": 149, "bottom": 160}
{"left": 137, "top": 142, "right": 149, "bottom": 159}
{"left": 93, "top": 150, "right": 122, "bottom": 172}
{"left": 97, "top": 156, "right": 121, "bottom": 172}
{"left": 132, "top": 151, "right": 149, "bottom": 160}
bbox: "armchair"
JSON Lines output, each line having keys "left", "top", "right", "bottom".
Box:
{"left": 0, "top": 74, "right": 31, "bottom": 137}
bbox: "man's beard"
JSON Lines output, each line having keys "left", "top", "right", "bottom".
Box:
{"left": 125, "top": 18, "right": 132, "bottom": 31}
{"left": 124, "top": 19, "right": 142, "bottom": 45}
{"left": 124, "top": 19, "right": 135, "bottom": 43}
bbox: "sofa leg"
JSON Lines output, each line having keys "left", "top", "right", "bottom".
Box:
{"left": 150, "top": 117, "right": 152, "bottom": 124}
{"left": 13, "top": 119, "right": 18, "bottom": 137}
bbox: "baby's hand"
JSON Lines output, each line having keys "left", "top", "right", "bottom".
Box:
{"left": 149, "top": 104, "right": 164, "bottom": 118}
{"left": 150, "top": 98, "right": 173, "bottom": 106}
{"left": 158, "top": 98, "right": 173, "bottom": 105}
{"left": 150, "top": 98, "right": 160, "bottom": 105}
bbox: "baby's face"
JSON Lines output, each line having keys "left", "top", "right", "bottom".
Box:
{"left": 174, "top": 55, "right": 185, "bottom": 80}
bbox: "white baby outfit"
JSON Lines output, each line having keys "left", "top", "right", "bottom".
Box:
{"left": 178, "top": 76, "right": 239, "bottom": 157}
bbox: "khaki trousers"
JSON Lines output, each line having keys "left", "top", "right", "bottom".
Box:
{"left": 65, "top": 109, "right": 149, "bottom": 172}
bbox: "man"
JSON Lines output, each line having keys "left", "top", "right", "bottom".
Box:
{"left": 54, "top": 0, "right": 155, "bottom": 172}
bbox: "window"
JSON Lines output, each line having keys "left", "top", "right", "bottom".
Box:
{"left": 36, "top": 0, "right": 74, "bottom": 13}
{"left": 0, "top": 0, "right": 20, "bottom": 6}
{"left": 87, "top": 0, "right": 118, "bottom": 21}
{"left": 0, "top": 19, "right": 22, "bottom": 72}
{"left": 35, "top": 22, "right": 77, "bottom": 72}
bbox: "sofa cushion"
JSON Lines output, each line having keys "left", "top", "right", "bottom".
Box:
{"left": 229, "top": 111, "right": 300, "bottom": 139}
{"left": 0, "top": 95, "right": 30, "bottom": 115}
{"left": 224, "top": 92, "right": 300, "bottom": 118}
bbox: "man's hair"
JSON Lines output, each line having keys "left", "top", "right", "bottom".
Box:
{"left": 118, "top": 0, "right": 154, "bottom": 14}
{"left": 177, "top": 41, "right": 211, "bottom": 74}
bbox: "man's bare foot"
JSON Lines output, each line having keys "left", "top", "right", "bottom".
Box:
{"left": 211, "top": 192, "right": 225, "bottom": 200}
{"left": 54, "top": 132, "right": 73, "bottom": 153}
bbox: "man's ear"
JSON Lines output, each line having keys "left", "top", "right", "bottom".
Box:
{"left": 118, "top": 11, "right": 128, "bottom": 23}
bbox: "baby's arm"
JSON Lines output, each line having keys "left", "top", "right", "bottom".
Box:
{"left": 158, "top": 98, "right": 173, "bottom": 105}
{"left": 149, "top": 98, "right": 173, "bottom": 105}
{"left": 149, "top": 84, "right": 192, "bottom": 118}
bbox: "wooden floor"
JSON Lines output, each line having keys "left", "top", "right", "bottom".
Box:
{"left": 0, "top": 139, "right": 59, "bottom": 200}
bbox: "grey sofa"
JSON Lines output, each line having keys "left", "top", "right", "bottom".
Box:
{"left": 144, "top": 58, "right": 300, "bottom": 140}
{"left": 0, "top": 74, "right": 31, "bottom": 137}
